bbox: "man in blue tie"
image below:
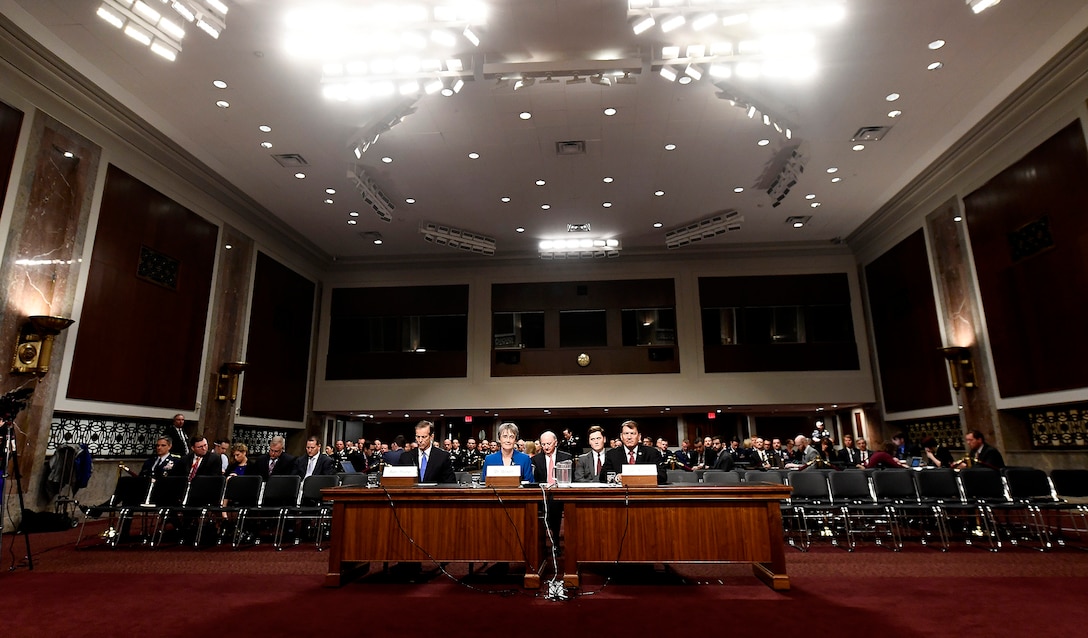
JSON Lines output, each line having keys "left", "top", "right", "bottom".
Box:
{"left": 398, "top": 420, "right": 456, "bottom": 484}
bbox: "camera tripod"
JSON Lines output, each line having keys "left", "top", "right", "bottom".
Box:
{"left": 1, "top": 387, "right": 36, "bottom": 571}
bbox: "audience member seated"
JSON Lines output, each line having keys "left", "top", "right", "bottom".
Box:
{"left": 921, "top": 437, "right": 954, "bottom": 468}
{"left": 838, "top": 434, "right": 861, "bottom": 466}
{"left": 253, "top": 435, "right": 295, "bottom": 480}
{"left": 864, "top": 443, "right": 906, "bottom": 469}
{"left": 953, "top": 430, "right": 1006, "bottom": 470}
{"left": 141, "top": 436, "right": 179, "bottom": 479}
{"left": 169, "top": 436, "right": 223, "bottom": 479}
{"left": 295, "top": 436, "right": 337, "bottom": 478}
{"left": 226, "top": 443, "right": 250, "bottom": 476}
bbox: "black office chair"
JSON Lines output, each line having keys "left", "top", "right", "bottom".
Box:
{"left": 151, "top": 475, "right": 225, "bottom": 547}
{"left": 235, "top": 475, "right": 300, "bottom": 548}
{"left": 277, "top": 474, "right": 339, "bottom": 550}
{"left": 702, "top": 470, "right": 741, "bottom": 485}
{"left": 873, "top": 470, "right": 946, "bottom": 550}
{"left": 667, "top": 469, "right": 699, "bottom": 484}
{"left": 829, "top": 470, "right": 900, "bottom": 550}
{"left": 77, "top": 475, "right": 151, "bottom": 548}
{"left": 785, "top": 470, "right": 839, "bottom": 551}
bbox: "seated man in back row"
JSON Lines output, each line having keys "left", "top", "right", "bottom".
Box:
{"left": 600, "top": 420, "right": 666, "bottom": 485}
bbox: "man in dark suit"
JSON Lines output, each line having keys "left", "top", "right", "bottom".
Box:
{"left": 252, "top": 435, "right": 296, "bottom": 480}
{"left": 294, "top": 436, "right": 337, "bottom": 478}
{"left": 600, "top": 420, "right": 666, "bottom": 484}
{"left": 397, "top": 420, "right": 456, "bottom": 483}
{"left": 169, "top": 436, "right": 223, "bottom": 480}
{"left": 163, "top": 413, "right": 191, "bottom": 456}
{"left": 956, "top": 430, "right": 1006, "bottom": 470}
{"left": 574, "top": 425, "right": 608, "bottom": 482}
{"left": 383, "top": 435, "right": 407, "bottom": 466}
{"left": 140, "top": 435, "right": 180, "bottom": 479}
{"left": 838, "top": 433, "right": 861, "bottom": 466}
{"left": 532, "top": 430, "right": 574, "bottom": 485}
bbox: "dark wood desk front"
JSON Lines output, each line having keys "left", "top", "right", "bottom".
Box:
{"left": 323, "top": 484, "right": 791, "bottom": 591}
{"left": 555, "top": 485, "right": 792, "bottom": 590}
{"left": 322, "top": 487, "right": 543, "bottom": 588}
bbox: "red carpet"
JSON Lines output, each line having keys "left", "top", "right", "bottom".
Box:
{"left": 3, "top": 523, "right": 1088, "bottom": 637}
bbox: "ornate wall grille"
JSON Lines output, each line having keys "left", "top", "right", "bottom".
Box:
{"left": 49, "top": 412, "right": 288, "bottom": 457}
{"left": 891, "top": 416, "right": 965, "bottom": 451}
{"left": 1024, "top": 405, "right": 1088, "bottom": 449}
{"left": 136, "top": 245, "right": 180, "bottom": 289}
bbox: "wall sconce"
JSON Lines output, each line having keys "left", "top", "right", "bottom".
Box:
{"left": 940, "top": 346, "right": 976, "bottom": 391}
{"left": 216, "top": 361, "right": 248, "bottom": 401}
{"left": 11, "top": 315, "right": 75, "bottom": 376}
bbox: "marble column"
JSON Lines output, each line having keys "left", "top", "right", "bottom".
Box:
{"left": 0, "top": 112, "right": 100, "bottom": 512}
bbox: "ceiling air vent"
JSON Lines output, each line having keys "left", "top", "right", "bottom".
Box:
{"left": 851, "top": 126, "right": 891, "bottom": 142}
{"left": 271, "top": 153, "right": 309, "bottom": 167}
{"left": 567, "top": 223, "right": 591, "bottom": 232}
{"left": 555, "top": 140, "right": 586, "bottom": 156}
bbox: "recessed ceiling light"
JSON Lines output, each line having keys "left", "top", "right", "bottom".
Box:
{"left": 757, "top": 139, "right": 770, "bottom": 146}
{"left": 515, "top": 227, "right": 525, "bottom": 233}
{"left": 885, "top": 92, "right": 900, "bottom": 102}
{"left": 519, "top": 111, "right": 532, "bottom": 120}
{"left": 260, "top": 141, "right": 272, "bottom": 148}
{"left": 811, "top": 202, "right": 821, "bottom": 208}
{"left": 603, "top": 107, "right": 617, "bottom": 116}
{"left": 259, "top": 125, "right": 272, "bottom": 132}
{"left": 348, "top": 211, "right": 359, "bottom": 217}
{"left": 602, "top": 202, "right": 612, "bottom": 208}
{"left": 793, "top": 221, "right": 805, "bottom": 228}
{"left": 224, "top": 244, "right": 233, "bottom": 250}
{"left": 734, "top": 187, "right": 744, "bottom": 193}
{"left": 653, "top": 222, "right": 663, "bottom": 228}
{"left": 603, "top": 176, "right": 614, "bottom": 183}
{"left": 655, "top": 190, "right": 665, "bottom": 196}
{"left": 826, "top": 167, "right": 839, "bottom": 174}
{"left": 953, "top": 215, "right": 963, "bottom": 222}
{"left": 928, "top": 39, "right": 946, "bottom": 50}
{"left": 805, "top": 193, "right": 816, "bottom": 199}
{"left": 405, "top": 198, "right": 416, "bottom": 204}
{"left": 325, "top": 188, "right": 336, "bottom": 194}
{"left": 374, "top": 238, "right": 383, "bottom": 245}
{"left": 852, "top": 144, "right": 865, "bottom": 151}
{"left": 664, "top": 143, "right": 676, "bottom": 151}
{"left": 212, "top": 80, "right": 227, "bottom": 89}
{"left": 381, "top": 156, "right": 392, "bottom": 163}
{"left": 324, "top": 199, "right": 333, "bottom": 204}
{"left": 927, "top": 61, "right": 943, "bottom": 71}
{"left": 347, "top": 219, "right": 357, "bottom": 225}
{"left": 294, "top": 172, "right": 306, "bottom": 179}
{"left": 215, "top": 100, "right": 229, "bottom": 108}
{"left": 501, "top": 196, "right": 511, "bottom": 203}
{"left": 468, "top": 152, "right": 480, "bottom": 159}
{"left": 888, "top": 109, "right": 903, "bottom": 118}
{"left": 536, "top": 179, "right": 546, "bottom": 186}
{"left": 831, "top": 177, "right": 842, "bottom": 183}
{"left": 540, "top": 204, "right": 550, "bottom": 210}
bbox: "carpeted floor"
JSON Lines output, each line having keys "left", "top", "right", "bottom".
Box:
{"left": 3, "top": 521, "right": 1088, "bottom": 637}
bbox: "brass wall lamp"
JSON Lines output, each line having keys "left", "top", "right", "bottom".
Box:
{"left": 940, "top": 346, "right": 976, "bottom": 391}
{"left": 216, "top": 361, "right": 248, "bottom": 401}
{"left": 12, "top": 315, "right": 75, "bottom": 376}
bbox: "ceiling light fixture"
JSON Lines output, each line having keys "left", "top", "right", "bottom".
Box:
{"left": 616, "top": 72, "right": 636, "bottom": 85}
{"left": 966, "top": 0, "right": 1001, "bottom": 14}
{"left": 632, "top": 15, "right": 656, "bottom": 35}
{"left": 420, "top": 221, "right": 496, "bottom": 255}
{"left": 659, "top": 66, "right": 678, "bottom": 82}
{"left": 539, "top": 238, "right": 621, "bottom": 260}
{"left": 347, "top": 164, "right": 395, "bottom": 222}
{"left": 566, "top": 75, "right": 586, "bottom": 84}
{"left": 928, "top": 39, "right": 946, "bottom": 50}
{"left": 665, "top": 210, "right": 744, "bottom": 249}
{"left": 590, "top": 74, "right": 612, "bottom": 87}
{"left": 603, "top": 107, "right": 617, "bottom": 116}
{"left": 927, "top": 61, "right": 943, "bottom": 70}
{"left": 661, "top": 15, "right": 686, "bottom": 33}
{"left": 767, "top": 148, "right": 806, "bottom": 207}
{"left": 520, "top": 111, "right": 532, "bottom": 120}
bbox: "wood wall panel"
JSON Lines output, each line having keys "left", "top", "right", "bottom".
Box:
{"left": 865, "top": 230, "right": 950, "bottom": 413}
{"left": 240, "top": 252, "right": 315, "bottom": 421}
{"left": 0, "top": 100, "right": 23, "bottom": 216}
{"left": 67, "top": 165, "right": 218, "bottom": 409}
{"left": 964, "top": 120, "right": 1088, "bottom": 397}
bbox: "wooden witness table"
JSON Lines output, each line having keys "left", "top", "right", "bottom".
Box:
{"left": 322, "top": 484, "right": 792, "bottom": 591}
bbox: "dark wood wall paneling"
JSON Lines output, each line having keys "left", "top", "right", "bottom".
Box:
{"left": 864, "top": 230, "right": 950, "bottom": 413}
{"left": 964, "top": 120, "right": 1088, "bottom": 398}
{"left": 491, "top": 279, "right": 679, "bottom": 377}
{"left": 239, "top": 252, "right": 316, "bottom": 421}
{"left": 67, "top": 165, "right": 218, "bottom": 409}
{"left": 326, "top": 284, "right": 469, "bottom": 380}
{"left": 699, "top": 273, "right": 860, "bottom": 373}
{"left": 0, "top": 100, "right": 23, "bottom": 216}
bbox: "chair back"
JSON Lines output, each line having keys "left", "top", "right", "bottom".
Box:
{"left": 745, "top": 470, "right": 783, "bottom": 485}
{"left": 915, "top": 468, "right": 961, "bottom": 502}
{"left": 872, "top": 470, "right": 918, "bottom": 502}
{"left": 959, "top": 467, "right": 1007, "bottom": 502}
{"left": 789, "top": 471, "right": 831, "bottom": 502}
{"left": 185, "top": 476, "right": 225, "bottom": 507}
{"left": 113, "top": 476, "right": 152, "bottom": 506}
{"left": 261, "top": 475, "right": 302, "bottom": 507}
{"left": 702, "top": 470, "right": 741, "bottom": 485}
{"left": 300, "top": 474, "right": 339, "bottom": 502}
{"left": 1004, "top": 468, "right": 1054, "bottom": 501}
{"left": 148, "top": 476, "right": 188, "bottom": 506}
{"left": 667, "top": 469, "right": 699, "bottom": 484}
{"left": 222, "top": 475, "right": 263, "bottom": 507}
{"left": 338, "top": 473, "right": 368, "bottom": 487}
{"left": 829, "top": 470, "right": 873, "bottom": 502}
{"left": 454, "top": 471, "right": 473, "bottom": 486}
{"left": 1050, "top": 469, "right": 1088, "bottom": 498}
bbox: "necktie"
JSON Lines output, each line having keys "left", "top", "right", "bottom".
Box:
{"left": 188, "top": 457, "right": 199, "bottom": 480}
{"left": 595, "top": 453, "right": 602, "bottom": 475}
{"left": 307, "top": 456, "right": 317, "bottom": 477}
{"left": 547, "top": 455, "right": 555, "bottom": 484}
{"left": 269, "top": 458, "right": 277, "bottom": 474}
{"left": 628, "top": 450, "right": 636, "bottom": 465}
{"left": 420, "top": 452, "right": 428, "bottom": 481}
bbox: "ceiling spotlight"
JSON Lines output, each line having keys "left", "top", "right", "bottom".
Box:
{"left": 659, "top": 66, "right": 678, "bottom": 82}
{"left": 831, "top": 176, "right": 842, "bottom": 183}
{"left": 514, "top": 77, "right": 535, "bottom": 90}
{"left": 590, "top": 74, "right": 612, "bottom": 87}
{"left": 520, "top": 111, "right": 532, "bottom": 120}
{"left": 515, "top": 227, "right": 525, "bottom": 233}
{"left": 678, "top": 76, "right": 693, "bottom": 85}
{"left": 348, "top": 211, "right": 359, "bottom": 217}
{"left": 653, "top": 222, "right": 663, "bottom": 228}
{"left": 616, "top": 72, "right": 636, "bottom": 85}
{"left": 661, "top": 15, "right": 686, "bottom": 33}
{"left": 734, "top": 187, "right": 744, "bottom": 193}
{"left": 757, "top": 139, "right": 770, "bottom": 146}
{"left": 260, "top": 141, "right": 272, "bottom": 149}
{"left": 692, "top": 12, "right": 719, "bottom": 31}
{"left": 683, "top": 64, "right": 703, "bottom": 81}
{"left": 655, "top": 190, "right": 665, "bottom": 196}
{"left": 603, "top": 176, "right": 614, "bottom": 183}
{"left": 603, "top": 107, "right": 617, "bottom": 116}
{"left": 405, "top": 198, "right": 416, "bottom": 204}
{"left": 381, "top": 156, "right": 393, "bottom": 163}
{"left": 888, "top": 109, "right": 903, "bottom": 117}
{"left": 540, "top": 75, "right": 559, "bottom": 84}
{"left": 463, "top": 26, "right": 480, "bottom": 47}
{"left": 347, "top": 219, "right": 357, "bottom": 225}
{"left": 536, "top": 179, "right": 546, "bottom": 186}
{"left": 967, "top": 0, "right": 1001, "bottom": 14}
{"left": 927, "top": 61, "right": 943, "bottom": 70}
{"left": 259, "top": 125, "right": 272, "bottom": 132}
{"left": 294, "top": 172, "right": 305, "bottom": 179}
{"left": 602, "top": 202, "right": 612, "bottom": 208}
{"left": 664, "top": 143, "right": 676, "bottom": 151}
{"left": 566, "top": 75, "right": 586, "bottom": 84}
{"left": 468, "top": 152, "right": 480, "bottom": 159}
{"left": 746, "top": 105, "right": 757, "bottom": 119}
{"left": 928, "top": 39, "right": 946, "bottom": 50}
{"left": 826, "top": 167, "right": 839, "bottom": 173}
{"left": 215, "top": 100, "right": 229, "bottom": 108}
{"left": 632, "top": 15, "right": 656, "bottom": 35}
{"left": 885, "top": 92, "right": 901, "bottom": 102}
{"left": 805, "top": 193, "right": 816, "bottom": 200}
{"left": 852, "top": 144, "right": 865, "bottom": 151}
{"left": 540, "top": 204, "right": 550, "bottom": 210}
{"left": 501, "top": 196, "right": 511, "bottom": 202}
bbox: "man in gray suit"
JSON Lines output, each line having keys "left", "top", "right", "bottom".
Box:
{"left": 574, "top": 425, "right": 608, "bottom": 482}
